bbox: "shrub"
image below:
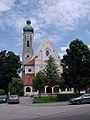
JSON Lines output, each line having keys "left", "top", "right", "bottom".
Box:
{"left": 0, "top": 89, "right": 5, "bottom": 95}
{"left": 56, "top": 93, "right": 80, "bottom": 101}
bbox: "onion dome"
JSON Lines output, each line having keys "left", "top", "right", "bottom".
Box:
{"left": 23, "top": 20, "right": 34, "bottom": 33}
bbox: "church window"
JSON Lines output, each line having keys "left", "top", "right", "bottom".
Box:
{"left": 27, "top": 55, "right": 29, "bottom": 58}
{"left": 46, "top": 50, "right": 49, "bottom": 56}
{"left": 28, "top": 68, "right": 32, "bottom": 72}
{"left": 27, "top": 41, "right": 29, "bottom": 47}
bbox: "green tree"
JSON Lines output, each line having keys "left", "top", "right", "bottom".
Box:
{"left": 0, "top": 50, "right": 20, "bottom": 94}
{"left": 32, "top": 71, "right": 45, "bottom": 97}
{"left": 62, "top": 39, "right": 90, "bottom": 94}
{"left": 44, "top": 55, "right": 60, "bottom": 86}
{"left": 59, "top": 77, "right": 67, "bottom": 90}
{"left": 8, "top": 77, "right": 23, "bottom": 96}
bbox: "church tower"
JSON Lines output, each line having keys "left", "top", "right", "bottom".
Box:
{"left": 22, "top": 20, "right": 34, "bottom": 65}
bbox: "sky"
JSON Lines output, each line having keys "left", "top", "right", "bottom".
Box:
{"left": 0, "top": 0, "right": 90, "bottom": 59}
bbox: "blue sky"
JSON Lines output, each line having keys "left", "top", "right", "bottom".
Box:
{"left": 0, "top": 0, "right": 90, "bottom": 59}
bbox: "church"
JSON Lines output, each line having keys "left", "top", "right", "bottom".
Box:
{"left": 22, "top": 20, "right": 73, "bottom": 96}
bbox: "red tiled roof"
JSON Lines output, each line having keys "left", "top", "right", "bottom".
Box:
{"left": 23, "top": 74, "right": 35, "bottom": 86}
{"left": 25, "top": 58, "right": 35, "bottom": 66}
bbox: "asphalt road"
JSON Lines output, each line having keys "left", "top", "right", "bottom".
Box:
{"left": 0, "top": 97, "right": 90, "bottom": 120}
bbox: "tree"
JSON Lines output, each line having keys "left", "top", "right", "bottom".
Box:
{"left": 62, "top": 39, "right": 90, "bottom": 94}
{"left": 59, "top": 77, "right": 67, "bottom": 90}
{"left": 8, "top": 77, "right": 23, "bottom": 96}
{"left": 32, "top": 71, "right": 45, "bottom": 97}
{"left": 0, "top": 50, "right": 20, "bottom": 94}
{"left": 44, "top": 55, "right": 60, "bottom": 87}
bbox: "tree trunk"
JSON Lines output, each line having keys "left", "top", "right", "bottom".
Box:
{"left": 77, "top": 88, "right": 80, "bottom": 96}
{"left": 39, "top": 90, "right": 41, "bottom": 98}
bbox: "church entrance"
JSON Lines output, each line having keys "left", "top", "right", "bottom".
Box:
{"left": 26, "top": 87, "right": 31, "bottom": 92}
{"left": 46, "top": 86, "right": 52, "bottom": 93}
{"left": 53, "top": 86, "right": 59, "bottom": 93}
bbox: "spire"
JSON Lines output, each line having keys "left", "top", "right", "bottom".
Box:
{"left": 23, "top": 19, "right": 34, "bottom": 33}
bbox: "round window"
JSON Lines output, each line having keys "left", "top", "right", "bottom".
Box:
{"left": 46, "top": 50, "right": 49, "bottom": 56}
{"left": 28, "top": 68, "right": 32, "bottom": 72}
{"left": 27, "top": 55, "right": 29, "bottom": 58}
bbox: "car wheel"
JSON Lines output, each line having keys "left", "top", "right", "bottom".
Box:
{"left": 76, "top": 100, "right": 81, "bottom": 104}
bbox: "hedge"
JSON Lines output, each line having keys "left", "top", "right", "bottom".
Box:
{"left": 0, "top": 89, "right": 5, "bottom": 95}
{"left": 56, "top": 93, "right": 80, "bottom": 101}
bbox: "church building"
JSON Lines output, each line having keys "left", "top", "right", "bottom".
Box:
{"left": 22, "top": 20, "right": 63, "bottom": 96}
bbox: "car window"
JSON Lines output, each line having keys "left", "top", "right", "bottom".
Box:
{"left": 82, "top": 94, "right": 90, "bottom": 97}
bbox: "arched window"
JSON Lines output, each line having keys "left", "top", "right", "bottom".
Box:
{"left": 46, "top": 50, "right": 49, "bottom": 56}
{"left": 54, "top": 86, "right": 59, "bottom": 93}
{"left": 26, "top": 87, "right": 31, "bottom": 92}
{"left": 27, "top": 41, "right": 29, "bottom": 47}
{"left": 46, "top": 86, "right": 52, "bottom": 93}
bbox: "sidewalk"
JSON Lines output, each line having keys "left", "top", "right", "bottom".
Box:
{"left": 20, "top": 96, "right": 68, "bottom": 106}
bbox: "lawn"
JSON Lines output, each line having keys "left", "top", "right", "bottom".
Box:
{"left": 33, "top": 93, "right": 80, "bottom": 103}
{"left": 33, "top": 95, "right": 57, "bottom": 103}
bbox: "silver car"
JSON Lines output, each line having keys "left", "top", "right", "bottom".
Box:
{"left": 69, "top": 93, "right": 90, "bottom": 104}
{"left": 8, "top": 95, "right": 20, "bottom": 104}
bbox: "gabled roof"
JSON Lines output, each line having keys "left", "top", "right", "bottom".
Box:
{"left": 31, "top": 36, "right": 61, "bottom": 60}
{"left": 25, "top": 58, "right": 35, "bottom": 66}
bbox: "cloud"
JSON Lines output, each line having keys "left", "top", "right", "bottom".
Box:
{"left": 38, "top": 0, "right": 90, "bottom": 31}
{"left": 58, "top": 52, "right": 64, "bottom": 59}
{"left": 0, "top": 0, "right": 90, "bottom": 47}
{"left": 19, "top": 0, "right": 31, "bottom": 5}
{"left": 88, "top": 45, "right": 90, "bottom": 49}
{"left": 60, "top": 47, "right": 68, "bottom": 52}
{"left": 0, "top": 0, "right": 15, "bottom": 12}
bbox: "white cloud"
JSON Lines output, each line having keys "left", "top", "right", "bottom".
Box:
{"left": 88, "top": 45, "right": 90, "bottom": 49}
{"left": 0, "top": 0, "right": 90, "bottom": 47}
{"left": 58, "top": 52, "right": 65, "bottom": 59}
{"left": 0, "top": 0, "right": 15, "bottom": 12}
{"left": 59, "top": 46, "right": 68, "bottom": 59}
{"left": 38, "top": 0, "right": 90, "bottom": 31}
{"left": 60, "top": 47, "right": 68, "bottom": 52}
{"left": 19, "top": 0, "right": 31, "bottom": 5}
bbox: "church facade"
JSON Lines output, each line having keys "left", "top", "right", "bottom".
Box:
{"left": 22, "top": 20, "right": 73, "bottom": 96}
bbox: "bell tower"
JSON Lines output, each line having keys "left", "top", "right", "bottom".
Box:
{"left": 22, "top": 20, "right": 34, "bottom": 65}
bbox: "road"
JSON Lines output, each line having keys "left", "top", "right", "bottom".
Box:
{"left": 0, "top": 97, "right": 90, "bottom": 120}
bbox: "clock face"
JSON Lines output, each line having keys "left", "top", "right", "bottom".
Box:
{"left": 26, "top": 35, "right": 30, "bottom": 38}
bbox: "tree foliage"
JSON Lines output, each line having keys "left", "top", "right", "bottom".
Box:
{"left": 44, "top": 55, "right": 60, "bottom": 86}
{"left": 0, "top": 50, "right": 20, "bottom": 94}
{"left": 8, "top": 77, "right": 23, "bottom": 96}
{"left": 62, "top": 39, "right": 90, "bottom": 93}
{"left": 32, "top": 71, "right": 45, "bottom": 96}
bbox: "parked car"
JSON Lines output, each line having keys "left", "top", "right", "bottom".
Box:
{"left": 7, "top": 95, "right": 20, "bottom": 104}
{"left": 69, "top": 93, "right": 90, "bottom": 104}
{"left": 0, "top": 95, "right": 7, "bottom": 103}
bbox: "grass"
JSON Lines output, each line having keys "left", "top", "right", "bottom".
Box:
{"left": 33, "top": 95, "right": 57, "bottom": 103}
{"left": 33, "top": 93, "right": 80, "bottom": 103}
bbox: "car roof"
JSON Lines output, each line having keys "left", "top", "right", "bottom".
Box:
{"left": 10, "top": 95, "right": 18, "bottom": 97}
{"left": 83, "top": 93, "right": 90, "bottom": 95}
{"left": 0, "top": 95, "right": 6, "bottom": 97}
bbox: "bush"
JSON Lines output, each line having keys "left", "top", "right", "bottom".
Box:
{"left": 57, "top": 93, "right": 80, "bottom": 101}
{"left": 0, "top": 89, "right": 5, "bottom": 95}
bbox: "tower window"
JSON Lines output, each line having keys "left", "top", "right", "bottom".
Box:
{"left": 26, "top": 35, "right": 30, "bottom": 38}
{"left": 27, "top": 41, "right": 29, "bottom": 47}
{"left": 27, "top": 55, "right": 29, "bottom": 58}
